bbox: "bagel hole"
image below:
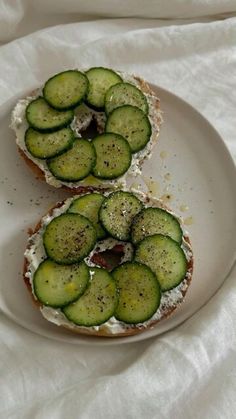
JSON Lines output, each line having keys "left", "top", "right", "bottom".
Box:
{"left": 90, "top": 244, "right": 125, "bottom": 271}
{"left": 80, "top": 118, "right": 99, "bottom": 140}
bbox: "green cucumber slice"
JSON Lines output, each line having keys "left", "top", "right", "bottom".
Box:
{"left": 105, "top": 105, "right": 151, "bottom": 153}
{"left": 68, "top": 193, "right": 106, "bottom": 240}
{"left": 112, "top": 262, "right": 161, "bottom": 324}
{"left": 131, "top": 207, "right": 183, "bottom": 245}
{"left": 47, "top": 139, "right": 96, "bottom": 182}
{"left": 85, "top": 67, "right": 122, "bottom": 110}
{"left": 43, "top": 70, "right": 89, "bottom": 110}
{"left": 135, "top": 234, "right": 187, "bottom": 291}
{"left": 25, "top": 127, "right": 74, "bottom": 159}
{"left": 92, "top": 133, "right": 131, "bottom": 179}
{"left": 99, "top": 191, "right": 143, "bottom": 240}
{"left": 43, "top": 213, "right": 97, "bottom": 264}
{"left": 63, "top": 267, "right": 118, "bottom": 326}
{"left": 33, "top": 259, "right": 89, "bottom": 307}
{"left": 26, "top": 97, "right": 74, "bottom": 132}
{"left": 105, "top": 82, "right": 148, "bottom": 115}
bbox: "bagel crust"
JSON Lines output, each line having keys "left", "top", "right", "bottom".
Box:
{"left": 24, "top": 188, "right": 193, "bottom": 338}
{"left": 11, "top": 71, "right": 162, "bottom": 192}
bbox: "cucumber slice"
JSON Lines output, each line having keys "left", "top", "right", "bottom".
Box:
{"left": 92, "top": 133, "right": 131, "bottom": 179}
{"left": 105, "top": 105, "right": 151, "bottom": 153}
{"left": 25, "top": 127, "right": 74, "bottom": 159}
{"left": 33, "top": 259, "right": 89, "bottom": 307}
{"left": 47, "top": 139, "right": 96, "bottom": 182}
{"left": 131, "top": 207, "right": 183, "bottom": 245}
{"left": 26, "top": 97, "right": 74, "bottom": 132}
{"left": 105, "top": 82, "right": 148, "bottom": 115}
{"left": 113, "top": 262, "right": 161, "bottom": 324}
{"left": 135, "top": 234, "right": 187, "bottom": 291}
{"left": 85, "top": 67, "right": 122, "bottom": 110}
{"left": 43, "top": 70, "right": 89, "bottom": 110}
{"left": 68, "top": 193, "right": 106, "bottom": 240}
{"left": 99, "top": 191, "right": 143, "bottom": 240}
{"left": 43, "top": 213, "right": 97, "bottom": 264}
{"left": 63, "top": 267, "right": 118, "bottom": 326}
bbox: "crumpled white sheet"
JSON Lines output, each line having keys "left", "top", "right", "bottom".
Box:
{"left": 0, "top": 0, "right": 236, "bottom": 42}
{"left": 0, "top": 9, "right": 236, "bottom": 419}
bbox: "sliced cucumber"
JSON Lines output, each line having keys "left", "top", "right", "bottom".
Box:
{"left": 92, "top": 133, "right": 131, "bottom": 179}
{"left": 105, "top": 105, "right": 151, "bottom": 153}
{"left": 113, "top": 262, "right": 161, "bottom": 324}
{"left": 105, "top": 82, "right": 148, "bottom": 115}
{"left": 63, "top": 267, "right": 118, "bottom": 326}
{"left": 43, "top": 70, "right": 89, "bottom": 110}
{"left": 43, "top": 213, "right": 97, "bottom": 264}
{"left": 26, "top": 97, "right": 74, "bottom": 132}
{"left": 25, "top": 127, "right": 74, "bottom": 159}
{"left": 47, "top": 139, "right": 96, "bottom": 181}
{"left": 33, "top": 259, "right": 89, "bottom": 307}
{"left": 85, "top": 67, "right": 122, "bottom": 110}
{"left": 99, "top": 191, "right": 143, "bottom": 240}
{"left": 131, "top": 207, "right": 183, "bottom": 245}
{"left": 135, "top": 234, "right": 187, "bottom": 291}
{"left": 68, "top": 193, "right": 106, "bottom": 240}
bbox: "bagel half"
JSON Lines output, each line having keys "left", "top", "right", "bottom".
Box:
{"left": 11, "top": 70, "right": 162, "bottom": 192}
{"left": 24, "top": 187, "right": 193, "bottom": 338}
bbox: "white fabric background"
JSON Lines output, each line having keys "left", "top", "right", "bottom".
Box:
{"left": 0, "top": 3, "right": 236, "bottom": 418}
{"left": 0, "top": 0, "right": 236, "bottom": 42}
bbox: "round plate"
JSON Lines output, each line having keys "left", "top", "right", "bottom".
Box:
{"left": 0, "top": 85, "right": 235, "bottom": 346}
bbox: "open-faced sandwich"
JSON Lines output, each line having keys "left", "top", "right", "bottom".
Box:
{"left": 11, "top": 67, "right": 162, "bottom": 191}
{"left": 24, "top": 188, "right": 193, "bottom": 337}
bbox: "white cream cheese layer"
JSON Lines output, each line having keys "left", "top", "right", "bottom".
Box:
{"left": 24, "top": 191, "right": 193, "bottom": 335}
{"left": 11, "top": 72, "right": 162, "bottom": 189}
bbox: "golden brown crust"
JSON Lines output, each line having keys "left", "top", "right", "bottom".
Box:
{"left": 19, "top": 147, "right": 45, "bottom": 181}
{"left": 23, "top": 190, "right": 193, "bottom": 338}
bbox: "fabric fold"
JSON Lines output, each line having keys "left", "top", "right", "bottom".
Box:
{"left": 0, "top": 12, "right": 236, "bottom": 419}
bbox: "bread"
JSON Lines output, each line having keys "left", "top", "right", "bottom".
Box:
{"left": 11, "top": 71, "right": 162, "bottom": 192}
{"left": 24, "top": 188, "right": 193, "bottom": 338}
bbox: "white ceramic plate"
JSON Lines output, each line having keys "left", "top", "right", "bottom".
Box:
{"left": 0, "top": 85, "right": 236, "bottom": 346}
